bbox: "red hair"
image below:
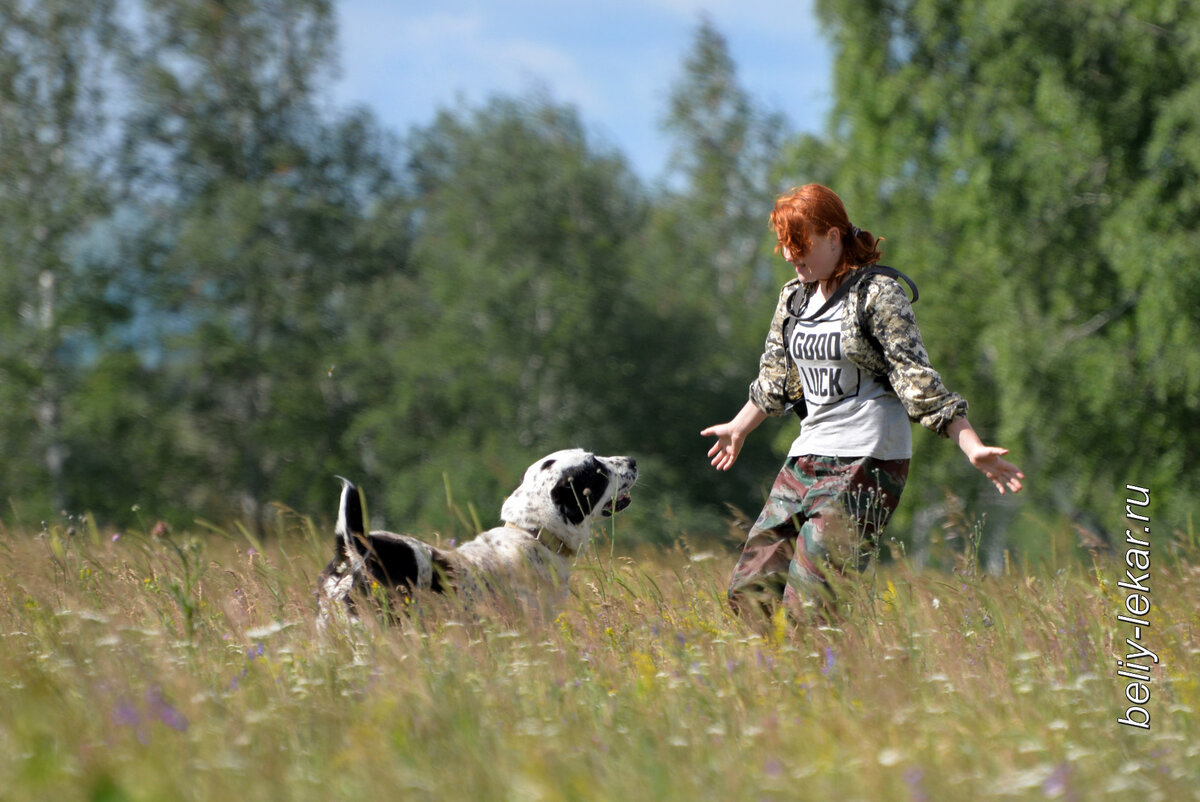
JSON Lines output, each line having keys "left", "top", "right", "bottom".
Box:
{"left": 770, "top": 184, "right": 883, "bottom": 281}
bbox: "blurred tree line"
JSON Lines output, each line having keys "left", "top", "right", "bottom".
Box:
{"left": 2, "top": 0, "right": 1197, "bottom": 558}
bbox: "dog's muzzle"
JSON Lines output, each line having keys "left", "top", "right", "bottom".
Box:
{"left": 602, "top": 493, "right": 633, "bottom": 517}
{"left": 600, "top": 459, "right": 637, "bottom": 517}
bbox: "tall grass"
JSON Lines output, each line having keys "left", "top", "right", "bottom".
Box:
{"left": 0, "top": 509, "right": 1195, "bottom": 801}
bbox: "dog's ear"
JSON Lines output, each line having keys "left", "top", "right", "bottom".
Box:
{"left": 550, "top": 458, "right": 611, "bottom": 526}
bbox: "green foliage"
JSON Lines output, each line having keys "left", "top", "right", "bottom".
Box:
{"left": 110, "top": 0, "right": 406, "bottom": 528}
{"left": 1, "top": 2, "right": 1196, "bottom": 560}
{"left": 645, "top": 19, "right": 792, "bottom": 517}
{"left": 0, "top": 0, "right": 120, "bottom": 514}
{"left": 800, "top": 0, "right": 1200, "bottom": 551}
{"left": 341, "top": 96, "right": 649, "bottom": 527}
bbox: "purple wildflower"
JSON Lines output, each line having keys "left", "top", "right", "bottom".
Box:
{"left": 904, "top": 767, "right": 927, "bottom": 802}
{"left": 1042, "top": 763, "right": 1074, "bottom": 800}
{"left": 145, "top": 687, "right": 188, "bottom": 732}
{"left": 822, "top": 647, "right": 836, "bottom": 676}
{"left": 112, "top": 702, "right": 139, "bottom": 728}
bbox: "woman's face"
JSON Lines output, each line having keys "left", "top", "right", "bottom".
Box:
{"left": 782, "top": 227, "right": 843, "bottom": 284}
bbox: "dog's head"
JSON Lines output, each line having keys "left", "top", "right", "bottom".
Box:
{"left": 500, "top": 449, "right": 638, "bottom": 553}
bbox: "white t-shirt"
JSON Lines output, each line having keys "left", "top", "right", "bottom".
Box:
{"left": 787, "top": 293, "right": 913, "bottom": 460}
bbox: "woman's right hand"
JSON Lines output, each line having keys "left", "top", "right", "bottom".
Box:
{"left": 701, "top": 421, "right": 745, "bottom": 471}
{"left": 701, "top": 401, "right": 767, "bottom": 471}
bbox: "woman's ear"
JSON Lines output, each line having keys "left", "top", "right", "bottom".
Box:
{"left": 824, "top": 227, "right": 842, "bottom": 251}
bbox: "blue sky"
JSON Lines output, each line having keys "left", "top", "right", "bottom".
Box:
{"left": 328, "top": 0, "right": 833, "bottom": 180}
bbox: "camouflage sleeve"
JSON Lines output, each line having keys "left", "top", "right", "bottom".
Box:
{"left": 863, "top": 277, "right": 968, "bottom": 437}
{"left": 748, "top": 282, "right": 804, "bottom": 417}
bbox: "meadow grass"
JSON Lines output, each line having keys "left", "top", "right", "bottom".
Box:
{"left": 0, "top": 509, "right": 1196, "bottom": 801}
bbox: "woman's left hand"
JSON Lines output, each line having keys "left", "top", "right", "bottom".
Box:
{"left": 946, "top": 417, "right": 1025, "bottom": 494}
{"left": 967, "top": 446, "right": 1025, "bottom": 495}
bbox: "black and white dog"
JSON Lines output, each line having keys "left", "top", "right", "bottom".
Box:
{"left": 318, "top": 449, "right": 637, "bottom": 624}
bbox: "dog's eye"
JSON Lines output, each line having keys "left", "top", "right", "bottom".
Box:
{"left": 540, "top": 459, "right": 557, "bottom": 472}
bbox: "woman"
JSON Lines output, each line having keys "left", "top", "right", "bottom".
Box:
{"left": 701, "top": 184, "right": 1024, "bottom": 620}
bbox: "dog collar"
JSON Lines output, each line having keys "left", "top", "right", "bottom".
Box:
{"left": 506, "top": 522, "right": 575, "bottom": 558}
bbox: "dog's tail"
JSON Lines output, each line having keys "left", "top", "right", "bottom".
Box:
{"left": 335, "top": 476, "right": 369, "bottom": 561}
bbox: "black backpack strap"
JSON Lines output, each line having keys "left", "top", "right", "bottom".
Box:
{"left": 796, "top": 264, "right": 918, "bottom": 323}
{"left": 866, "top": 264, "right": 919, "bottom": 303}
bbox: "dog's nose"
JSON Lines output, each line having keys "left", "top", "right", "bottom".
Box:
{"left": 629, "top": 457, "right": 637, "bottom": 471}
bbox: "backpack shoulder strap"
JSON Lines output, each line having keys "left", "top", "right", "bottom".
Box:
{"left": 793, "top": 263, "right": 918, "bottom": 323}
{"left": 861, "top": 264, "right": 919, "bottom": 304}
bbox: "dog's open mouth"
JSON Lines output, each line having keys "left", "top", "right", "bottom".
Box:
{"left": 602, "top": 493, "right": 633, "bottom": 517}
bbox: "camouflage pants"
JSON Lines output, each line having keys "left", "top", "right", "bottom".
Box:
{"left": 728, "top": 454, "right": 909, "bottom": 619}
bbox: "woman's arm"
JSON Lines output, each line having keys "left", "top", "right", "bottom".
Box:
{"left": 748, "top": 280, "right": 806, "bottom": 417}
{"left": 946, "top": 417, "right": 1025, "bottom": 494}
{"left": 859, "top": 277, "right": 968, "bottom": 436}
{"left": 704, "top": 281, "right": 803, "bottom": 471}
{"left": 862, "top": 277, "right": 1024, "bottom": 493}
{"left": 701, "top": 401, "right": 767, "bottom": 471}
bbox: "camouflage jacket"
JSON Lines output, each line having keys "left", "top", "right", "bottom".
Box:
{"left": 748, "top": 273, "right": 968, "bottom": 437}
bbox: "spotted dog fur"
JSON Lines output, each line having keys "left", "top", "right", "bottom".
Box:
{"left": 318, "top": 449, "right": 637, "bottom": 624}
